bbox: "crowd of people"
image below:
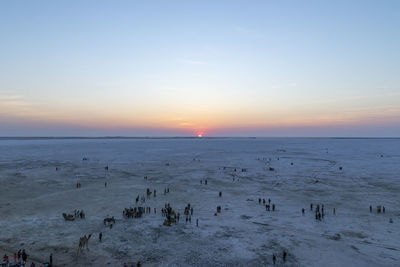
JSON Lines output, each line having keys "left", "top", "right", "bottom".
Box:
{"left": 1, "top": 249, "right": 53, "bottom": 267}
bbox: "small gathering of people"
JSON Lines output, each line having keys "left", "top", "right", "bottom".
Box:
{"left": 2, "top": 249, "right": 53, "bottom": 267}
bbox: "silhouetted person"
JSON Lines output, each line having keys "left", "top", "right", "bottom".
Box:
{"left": 283, "top": 250, "right": 287, "bottom": 262}
{"left": 99, "top": 232, "right": 102, "bottom": 242}
{"left": 272, "top": 254, "right": 276, "bottom": 265}
{"left": 22, "top": 249, "right": 27, "bottom": 265}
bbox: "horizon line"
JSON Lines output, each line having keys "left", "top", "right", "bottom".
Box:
{"left": 0, "top": 136, "right": 399, "bottom": 140}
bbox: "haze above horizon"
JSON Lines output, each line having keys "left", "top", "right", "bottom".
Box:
{"left": 1, "top": 0, "right": 399, "bottom": 137}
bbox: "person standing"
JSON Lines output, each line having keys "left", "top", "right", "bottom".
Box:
{"left": 22, "top": 249, "right": 27, "bottom": 265}
{"left": 49, "top": 253, "right": 53, "bottom": 267}
{"left": 99, "top": 232, "right": 103, "bottom": 242}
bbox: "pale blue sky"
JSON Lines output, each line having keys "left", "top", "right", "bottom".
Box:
{"left": 0, "top": 0, "right": 399, "bottom": 136}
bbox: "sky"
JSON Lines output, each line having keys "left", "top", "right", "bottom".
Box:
{"left": 0, "top": 0, "right": 399, "bottom": 137}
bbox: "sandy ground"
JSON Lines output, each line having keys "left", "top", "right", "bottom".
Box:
{"left": 0, "top": 138, "right": 399, "bottom": 266}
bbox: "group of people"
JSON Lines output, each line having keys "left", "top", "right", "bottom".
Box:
{"left": 200, "top": 179, "right": 208, "bottom": 185}
{"left": 123, "top": 207, "right": 148, "bottom": 218}
{"left": 162, "top": 203, "right": 177, "bottom": 226}
{"left": 370, "top": 205, "right": 386, "bottom": 213}
{"left": 2, "top": 249, "right": 30, "bottom": 267}
{"left": 258, "top": 198, "right": 276, "bottom": 212}
{"left": 74, "top": 209, "right": 85, "bottom": 219}
{"left": 313, "top": 204, "right": 325, "bottom": 221}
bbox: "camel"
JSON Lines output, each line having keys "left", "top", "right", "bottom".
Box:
{"left": 78, "top": 234, "right": 92, "bottom": 253}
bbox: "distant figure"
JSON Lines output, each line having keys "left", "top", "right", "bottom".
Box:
{"left": 104, "top": 181, "right": 107, "bottom": 187}
{"left": 333, "top": 208, "right": 336, "bottom": 215}
{"left": 30, "top": 262, "right": 35, "bottom": 267}
{"left": 310, "top": 203, "right": 313, "bottom": 211}
{"left": 369, "top": 205, "right": 372, "bottom": 213}
{"left": 302, "top": 208, "right": 305, "bottom": 215}
{"left": 205, "top": 179, "right": 208, "bottom": 185}
{"left": 200, "top": 180, "right": 202, "bottom": 184}
{"left": 219, "top": 192, "right": 222, "bottom": 197}
{"left": 258, "top": 198, "right": 261, "bottom": 204}
{"left": 268, "top": 198, "right": 271, "bottom": 204}
{"left": 383, "top": 206, "right": 385, "bottom": 213}
{"left": 99, "top": 232, "right": 102, "bottom": 242}
{"left": 272, "top": 204, "right": 275, "bottom": 211}
{"left": 22, "top": 249, "right": 27, "bottom": 265}
{"left": 283, "top": 250, "right": 287, "bottom": 262}
{"left": 196, "top": 218, "right": 199, "bottom": 227}
{"left": 263, "top": 199, "right": 266, "bottom": 204}
{"left": 389, "top": 218, "right": 393, "bottom": 223}
{"left": 272, "top": 254, "right": 276, "bottom": 265}
{"left": 49, "top": 253, "right": 53, "bottom": 266}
